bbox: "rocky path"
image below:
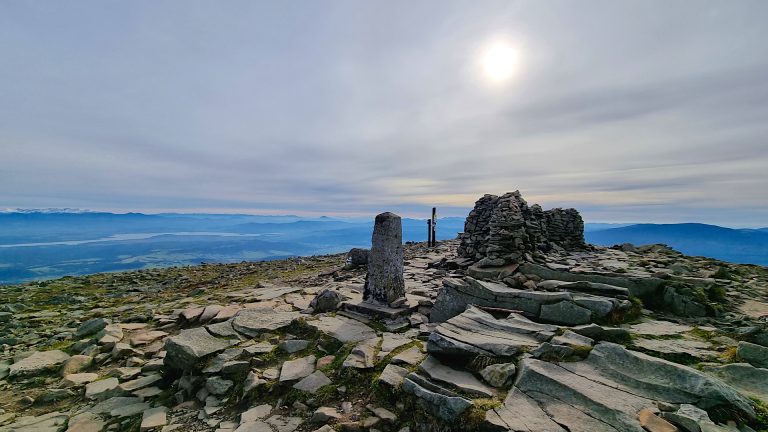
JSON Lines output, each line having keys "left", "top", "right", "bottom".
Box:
{"left": 1, "top": 239, "right": 767, "bottom": 432}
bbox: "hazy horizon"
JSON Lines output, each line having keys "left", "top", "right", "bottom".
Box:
{"left": 2, "top": 1, "right": 767, "bottom": 226}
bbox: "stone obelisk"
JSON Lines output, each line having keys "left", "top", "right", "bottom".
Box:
{"left": 363, "top": 212, "right": 405, "bottom": 306}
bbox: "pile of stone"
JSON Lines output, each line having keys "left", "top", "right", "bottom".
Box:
{"left": 457, "top": 191, "right": 584, "bottom": 266}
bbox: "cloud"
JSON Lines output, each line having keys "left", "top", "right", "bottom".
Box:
{"left": 0, "top": 0, "right": 767, "bottom": 225}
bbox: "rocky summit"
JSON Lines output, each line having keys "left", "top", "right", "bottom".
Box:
{"left": 1, "top": 191, "right": 768, "bottom": 432}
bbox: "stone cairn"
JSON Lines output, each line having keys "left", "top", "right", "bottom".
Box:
{"left": 457, "top": 191, "right": 584, "bottom": 266}
{"left": 363, "top": 212, "right": 406, "bottom": 306}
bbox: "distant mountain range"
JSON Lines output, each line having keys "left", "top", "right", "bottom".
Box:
{"left": 585, "top": 223, "right": 768, "bottom": 266}
{"left": 0, "top": 211, "right": 465, "bottom": 284}
{"left": 0, "top": 211, "right": 765, "bottom": 284}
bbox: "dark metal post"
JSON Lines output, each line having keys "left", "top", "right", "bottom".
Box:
{"left": 427, "top": 219, "right": 432, "bottom": 245}
{"left": 431, "top": 207, "right": 437, "bottom": 247}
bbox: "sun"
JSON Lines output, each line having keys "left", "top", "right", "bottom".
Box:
{"left": 481, "top": 42, "right": 519, "bottom": 83}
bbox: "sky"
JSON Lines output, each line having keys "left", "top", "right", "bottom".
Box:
{"left": 1, "top": 1, "right": 767, "bottom": 226}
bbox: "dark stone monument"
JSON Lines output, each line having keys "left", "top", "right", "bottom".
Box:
{"left": 363, "top": 212, "right": 405, "bottom": 306}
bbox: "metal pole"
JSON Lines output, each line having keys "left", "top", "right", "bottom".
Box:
{"left": 431, "top": 207, "right": 437, "bottom": 247}
{"left": 427, "top": 219, "right": 432, "bottom": 245}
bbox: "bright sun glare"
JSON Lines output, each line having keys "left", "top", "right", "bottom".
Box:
{"left": 481, "top": 42, "right": 519, "bottom": 83}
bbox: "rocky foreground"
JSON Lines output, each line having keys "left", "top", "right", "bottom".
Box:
{"left": 2, "top": 195, "right": 768, "bottom": 432}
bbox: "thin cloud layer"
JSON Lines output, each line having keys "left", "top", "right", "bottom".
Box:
{"left": 1, "top": 1, "right": 767, "bottom": 225}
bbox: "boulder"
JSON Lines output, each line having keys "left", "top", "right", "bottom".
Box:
{"left": 279, "top": 355, "right": 316, "bottom": 382}
{"left": 378, "top": 364, "right": 408, "bottom": 387}
{"left": 206, "top": 376, "right": 234, "bottom": 395}
{"left": 480, "top": 362, "right": 517, "bottom": 388}
{"left": 279, "top": 340, "right": 310, "bottom": 353}
{"left": 58, "top": 354, "right": 92, "bottom": 377}
{"left": 163, "top": 327, "right": 233, "bottom": 370}
{"left": 9, "top": 350, "right": 70, "bottom": 377}
{"left": 76, "top": 318, "right": 110, "bottom": 337}
{"left": 345, "top": 248, "right": 369, "bottom": 269}
{"left": 736, "top": 341, "right": 768, "bottom": 368}
{"left": 231, "top": 310, "right": 299, "bottom": 337}
{"left": 309, "top": 289, "right": 342, "bottom": 313}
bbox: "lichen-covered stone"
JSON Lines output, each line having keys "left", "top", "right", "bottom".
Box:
{"left": 363, "top": 212, "right": 405, "bottom": 305}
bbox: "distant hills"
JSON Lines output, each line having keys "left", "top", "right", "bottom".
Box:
{"left": 585, "top": 223, "right": 768, "bottom": 266}
{"left": 0, "top": 211, "right": 765, "bottom": 284}
{"left": 0, "top": 211, "right": 465, "bottom": 284}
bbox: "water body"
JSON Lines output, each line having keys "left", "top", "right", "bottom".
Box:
{"left": 0, "top": 232, "right": 270, "bottom": 248}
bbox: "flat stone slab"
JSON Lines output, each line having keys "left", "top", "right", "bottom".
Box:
{"left": 88, "top": 397, "right": 143, "bottom": 414}
{"left": 119, "top": 374, "right": 162, "bottom": 392}
{"left": 427, "top": 306, "right": 555, "bottom": 358}
{"left": 379, "top": 333, "right": 413, "bottom": 357}
{"left": 419, "top": 355, "right": 495, "bottom": 397}
{"left": 0, "top": 411, "right": 68, "bottom": 431}
{"left": 486, "top": 388, "right": 567, "bottom": 432}
{"left": 539, "top": 301, "right": 592, "bottom": 326}
{"left": 140, "top": 407, "right": 168, "bottom": 431}
{"left": 85, "top": 377, "right": 121, "bottom": 400}
{"left": 703, "top": 363, "right": 768, "bottom": 402}
{"left": 66, "top": 412, "right": 107, "bottom": 432}
{"left": 292, "top": 370, "right": 332, "bottom": 394}
{"left": 630, "top": 320, "right": 693, "bottom": 336}
{"left": 634, "top": 338, "right": 716, "bottom": 360}
{"left": 255, "top": 286, "right": 302, "bottom": 301}
{"left": 264, "top": 415, "right": 303, "bottom": 432}
{"left": 551, "top": 330, "right": 594, "bottom": 348}
{"left": 240, "top": 404, "right": 273, "bottom": 424}
{"left": 279, "top": 355, "right": 316, "bottom": 382}
{"left": 9, "top": 350, "right": 70, "bottom": 377}
{"left": 519, "top": 262, "right": 665, "bottom": 298}
{"left": 736, "top": 341, "right": 768, "bottom": 368}
{"left": 343, "top": 300, "right": 416, "bottom": 320}
{"left": 306, "top": 315, "right": 377, "bottom": 343}
{"left": 431, "top": 277, "right": 573, "bottom": 322}
{"left": 62, "top": 372, "right": 99, "bottom": 387}
{"left": 392, "top": 345, "right": 425, "bottom": 366}
{"left": 343, "top": 337, "right": 379, "bottom": 369}
{"left": 537, "top": 280, "right": 630, "bottom": 298}
{"left": 401, "top": 373, "right": 473, "bottom": 422}
{"left": 164, "top": 327, "right": 234, "bottom": 370}
{"left": 129, "top": 331, "right": 168, "bottom": 346}
{"left": 232, "top": 310, "right": 299, "bottom": 337}
{"left": 378, "top": 364, "right": 409, "bottom": 387}
{"left": 499, "top": 342, "right": 756, "bottom": 431}
{"left": 110, "top": 402, "right": 150, "bottom": 418}
{"left": 206, "top": 319, "right": 240, "bottom": 338}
